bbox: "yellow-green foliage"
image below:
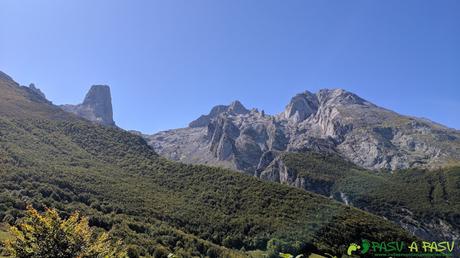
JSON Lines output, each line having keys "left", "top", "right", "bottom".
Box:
{"left": 4, "top": 205, "right": 126, "bottom": 258}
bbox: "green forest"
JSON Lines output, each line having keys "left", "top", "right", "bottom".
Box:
{"left": 282, "top": 152, "right": 460, "bottom": 240}
{"left": 0, "top": 116, "right": 415, "bottom": 257}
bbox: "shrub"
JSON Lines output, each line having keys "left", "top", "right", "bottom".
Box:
{"left": 4, "top": 205, "right": 126, "bottom": 258}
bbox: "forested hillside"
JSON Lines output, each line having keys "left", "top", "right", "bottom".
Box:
{"left": 282, "top": 152, "right": 460, "bottom": 241}
{"left": 0, "top": 73, "right": 415, "bottom": 257}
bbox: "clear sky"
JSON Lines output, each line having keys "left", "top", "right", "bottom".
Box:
{"left": 1, "top": 0, "right": 459, "bottom": 133}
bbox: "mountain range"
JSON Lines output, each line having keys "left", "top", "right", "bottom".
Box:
{"left": 148, "top": 89, "right": 460, "bottom": 172}
{"left": 1, "top": 70, "right": 459, "bottom": 257}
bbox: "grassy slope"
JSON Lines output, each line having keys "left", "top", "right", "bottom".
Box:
{"left": 282, "top": 152, "right": 460, "bottom": 238}
{"left": 0, "top": 75, "right": 415, "bottom": 257}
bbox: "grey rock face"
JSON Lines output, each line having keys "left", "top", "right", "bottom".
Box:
{"left": 282, "top": 91, "right": 319, "bottom": 122}
{"left": 61, "top": 85, "right": 115, "bottom": 126}
{"left": 147, "top": 88, "right": 460, "bottom": 172}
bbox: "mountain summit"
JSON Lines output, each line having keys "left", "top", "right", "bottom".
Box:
{"left": 60, "top": 85, "right": 115, "bottom": 126}
{"left": 281, "top": 90, "right": 319, "bottom": 122}
{"left": 189, "top": 100, "right": 249, "bottom": 128}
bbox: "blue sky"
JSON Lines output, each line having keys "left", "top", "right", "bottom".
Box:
{"left": 1, "top": 0, "right": 459, "bottom": 133}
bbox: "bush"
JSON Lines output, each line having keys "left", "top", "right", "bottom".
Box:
{"left": 153, "top": 245, "right": 169, "bottom": 258}
{"left": 126, "top": 244, "right": 141, "bottom": 258}
{"left": 206, "top": 247, "right": 221, "bottom": 258}
{"left": 4, "top": 205, "right": 127, "bottom": 258}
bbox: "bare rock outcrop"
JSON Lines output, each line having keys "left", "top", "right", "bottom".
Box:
{"left": 60, "top": 85, "right": 115, "bottom": 126}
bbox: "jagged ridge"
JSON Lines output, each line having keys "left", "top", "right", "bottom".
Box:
{"left": 148, "top": 88, "right": 460, "bottom": 172}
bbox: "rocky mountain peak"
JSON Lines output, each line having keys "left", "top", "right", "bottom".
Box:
{"left": 283, "top": 90, "right": 319, "bottom": 122}
{"left": 82, "top": 85, "right": 112, "bottom": 106}
{"left": 208, "top": 105, "right": 228, "bottom": 116}
{"left": 60, "top": 85, "right": 115, "bottom": 126}
{"left": 23, "top": 83, "right": 52, "bottom": 105}
{"left": 28, "top": 83, "right": 47, "bottom": 99}
{"left": 316, "top": 88, "right": 368, "bottom": 106}
{"left": 228, "top": 100, "right": 250, "bottom": 115}
{"left": 281, "top": 88, "right": 370, "bottom": 123}
{"left": 189, "top": 100, "right": 249, "bottom": 128}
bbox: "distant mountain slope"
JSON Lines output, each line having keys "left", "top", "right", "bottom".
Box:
{"left": 0, "top": 71, "right": 416, "bottom": 256}
{"left": 148, "top": 89, "right": 460, "bottom": 172}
